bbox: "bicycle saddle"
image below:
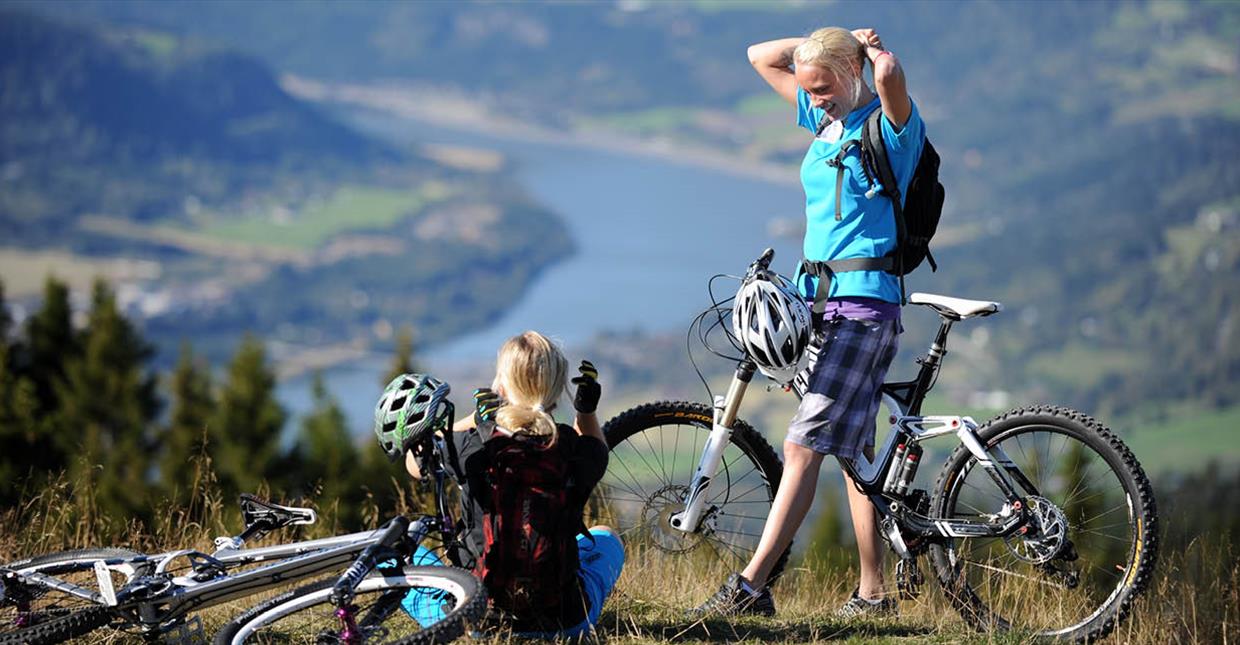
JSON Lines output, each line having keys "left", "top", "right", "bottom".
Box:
{"left": 239, "top": 494, "right": 318, "bottom": 529}
{"left": 908, "top": 293, "right": 1002, "bottom": 321}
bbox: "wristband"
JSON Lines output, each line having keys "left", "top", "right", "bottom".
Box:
{"left": 874, "top": 50, "right": 893, "bottom": 61}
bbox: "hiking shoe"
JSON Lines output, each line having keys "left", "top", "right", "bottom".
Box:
{"left": 835, "top": 588, "right": 897, "bottom": 619}
{"left": 686, "top": 573, "right": 776, "bottom": 618}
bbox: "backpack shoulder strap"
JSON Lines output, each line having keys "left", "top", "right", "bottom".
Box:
{"left": 863, "top": 108, "right": 909, "bottom": 303}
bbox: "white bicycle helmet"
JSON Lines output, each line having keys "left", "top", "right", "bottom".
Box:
{"left": 732, "top": 273, "right": 812, "bottom": 384}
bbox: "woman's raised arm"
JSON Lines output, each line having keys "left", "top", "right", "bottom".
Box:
{"left": 852, "top": 28, "right": 911, "bottom": 128}
{"left": 747, "top": 37, "right": 806, "bottom": 106}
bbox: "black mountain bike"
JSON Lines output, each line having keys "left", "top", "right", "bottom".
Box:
{"left": 596, "top": 248, "right": 1158, "bottom": 642}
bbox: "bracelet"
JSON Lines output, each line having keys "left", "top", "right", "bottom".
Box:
{"left": 874, "top": 50, "right": 893, "bottom": 61}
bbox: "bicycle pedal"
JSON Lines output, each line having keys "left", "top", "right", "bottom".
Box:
{"left": 162, "top": 615, "right": 206, "bottom": 645}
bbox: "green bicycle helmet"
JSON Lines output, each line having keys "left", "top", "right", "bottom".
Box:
{"left": 374, "top": 373, "right": 452, "bottom": 461}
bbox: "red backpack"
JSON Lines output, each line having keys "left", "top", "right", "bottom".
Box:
{"left": 475, "top": 428, "right": 582, "bottom": 619}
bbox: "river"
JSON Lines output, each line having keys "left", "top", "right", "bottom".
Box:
{"left": 278, "top": 109, "right": 805, "bottom": 435}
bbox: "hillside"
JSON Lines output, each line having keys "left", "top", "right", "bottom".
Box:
{"left": 14, "top": 1, "right": 1240, "bottom": 416}
{"left": 0, "top": 9, "right": 572, "bottom": 365}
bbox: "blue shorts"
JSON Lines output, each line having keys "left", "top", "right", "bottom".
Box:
{"left": 521, "top": 528, "right": 626, "bottom": 639}
{"left": 401, "top": 530, "right": 625, "bottom": 638}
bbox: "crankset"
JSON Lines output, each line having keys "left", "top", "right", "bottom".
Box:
{"left": 895, "top": 557, "right": 924, "bottom": 600}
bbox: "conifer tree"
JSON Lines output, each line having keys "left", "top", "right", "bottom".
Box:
{"left": 0, "top": 279, "right": 47, "bottom": 505}
{"left": 0, "top": 279, "right": 11, "bottom": 345}
{"left": 211, "top": 334, "right": 286, "bottom": 499}
{"left": 21, "top": 277, "right": 78, "bottom": 415}
{"left": 297, "top": 372, "right": 360, "bottom": 524}
{"left": 383, "top": 325, "right": 419, "bottom": 384}
{"left": 58, "top": 279, "right": 160, "bottom": 521}
{"left": 160, "top": 342, "right": 216, "bottom": 504}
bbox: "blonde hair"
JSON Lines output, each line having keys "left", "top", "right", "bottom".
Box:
{"left": 493, "top": 330, "right": 568, "bottom": 440}
{"left": 794, "top": 27, "right": 867, "bottom": 104}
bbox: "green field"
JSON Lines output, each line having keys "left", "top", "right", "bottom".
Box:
{"left": 199, "top": 184, "right": 444, "bottom": 250}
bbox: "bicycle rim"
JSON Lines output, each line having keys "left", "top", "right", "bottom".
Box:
{"left": 931, "top": 407, "right": 1156, "bottom": 641}
{"left": 217, "top": 566, "right": 484, "bottom": 645}
{"left": 596, "top": 401, "right": 787, "bottom": 582}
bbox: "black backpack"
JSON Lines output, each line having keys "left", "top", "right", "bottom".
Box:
{"left": 475, "top": 428, "right": 583, "bottom": 622}
{"left": 805, "top": 107, "right": 944, "bottom": 308}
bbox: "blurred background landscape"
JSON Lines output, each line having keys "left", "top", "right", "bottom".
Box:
{"left": 0, "top": 0, "right": 1237, "bottom": 618}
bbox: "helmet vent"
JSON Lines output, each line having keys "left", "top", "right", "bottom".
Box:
{"left": 407, "top": 410, "right": 425, "bottom": 424}
{"left": 383, "top": 420, "right": 397, "bottom": 433}
{"left": 390, "top": 395, "right": 407, "bottom": 411}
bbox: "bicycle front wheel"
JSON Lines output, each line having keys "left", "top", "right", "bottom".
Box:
{"left": 213, "top": 565, "right": 485, "bottom": 645}
{"left": 1, "top": 548, "right": 145, "bottom": 645}
{"left": 928, "top": 406, "right": 1158, "bottom": 643}
{"left": 596, "top": 401, "right": 788, "bottom": 582}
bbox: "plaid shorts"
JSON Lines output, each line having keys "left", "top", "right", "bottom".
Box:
{"left": 787, "top": 317, "right": 900, "bottom": 459}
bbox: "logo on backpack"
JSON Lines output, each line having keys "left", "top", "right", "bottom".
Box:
{"left": 476, "top": 428, "right": 580, "bottom": 618}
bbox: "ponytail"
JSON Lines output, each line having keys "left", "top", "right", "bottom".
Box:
{"left": 496, "top": 403, "right": 558, "bottom": 442}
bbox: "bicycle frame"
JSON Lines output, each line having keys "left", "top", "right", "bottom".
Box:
{"left": 7, "top": 520, "right": 438, "bottom": 632}
{"left": 667, "top": 299, "right": 1036, "bottom": 547}
{"left": 5, "top": 409, "right": 467, "bottom": 637}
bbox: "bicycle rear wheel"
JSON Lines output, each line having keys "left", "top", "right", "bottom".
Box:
{"left": 214, "top": 565, "right": 484, "bottom": 645}
{"left": 1, "top": 548, "right": 145, "bottom": 645}
{"left": 928, "top": 406, "right": 1158, "bottom": 642}
{"left": 596, "top": 401, "right": 788, "bottom": 583}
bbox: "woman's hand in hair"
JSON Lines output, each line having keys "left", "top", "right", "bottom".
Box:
{"left": 852, "top": 27, "right": 911, "bottom": 128}
{"left": 851, "top": 28, "right": 883, "bottom": 53}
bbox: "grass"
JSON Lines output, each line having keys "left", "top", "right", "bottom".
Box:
{"left": 2, "top": 458, "right": 1236, "bottom": 644}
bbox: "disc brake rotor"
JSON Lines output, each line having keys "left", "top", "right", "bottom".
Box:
{"left": 1004, "top": 495, "right": 1070, "bottom": 565}
{"left": 639, "top": 484, "right": 715, "bottom": 554}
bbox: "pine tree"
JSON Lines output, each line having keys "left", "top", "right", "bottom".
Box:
{"left": 0, "top": 279, "right": 48, "bottom": 505}
{"left": 58, "top": 279, "right": 161, "bottom": 522}
{"left": 160, "top": 342, "right": 216, "bottom": 505}
{"left": 297, "top": 372, "right": 360, "bottom": 525}
{"left": 211, "top": 334, "right": 286, "bottom": 500}
{"left": 0, "top": 278, "right": 12, "bottom": 345}
{"left": 383, "top": 325, "right": 419, "bottom": 384}
{"left": 21, "top": 277, "right": 78, "bottom": 415}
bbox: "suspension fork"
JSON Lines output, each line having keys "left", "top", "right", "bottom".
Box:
{"left": 669, "top": 360, "right": 756, "bottom": 533}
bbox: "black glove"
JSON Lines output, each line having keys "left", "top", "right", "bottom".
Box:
{"left": 472, "top": 388, "right": 503, "bottom": 435}
{"left": 571, "top": 360, "right": 601, "bottom": 414}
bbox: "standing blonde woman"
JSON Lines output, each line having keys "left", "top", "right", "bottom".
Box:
{"left": 690, "top": 27, "right": 925, "bottom": 618}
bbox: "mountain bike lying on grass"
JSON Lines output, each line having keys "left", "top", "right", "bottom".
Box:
{"left": 1, "top": 396, "right": 484, "bottom": 645}
{"left": 596, "top": 248, "right": 1158, "bottom": 642}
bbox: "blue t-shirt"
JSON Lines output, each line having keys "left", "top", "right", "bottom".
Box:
{"left": 794, "top": 88, "right": 925, "bottom": 304}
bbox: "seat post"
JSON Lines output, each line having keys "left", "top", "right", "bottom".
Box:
{"left": 908, "top": 318, "right": 953, "bottom": 416}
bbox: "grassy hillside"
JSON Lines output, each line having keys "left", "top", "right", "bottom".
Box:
{"left": 1, "top": 464, "right": 1234, "bottom": 644}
